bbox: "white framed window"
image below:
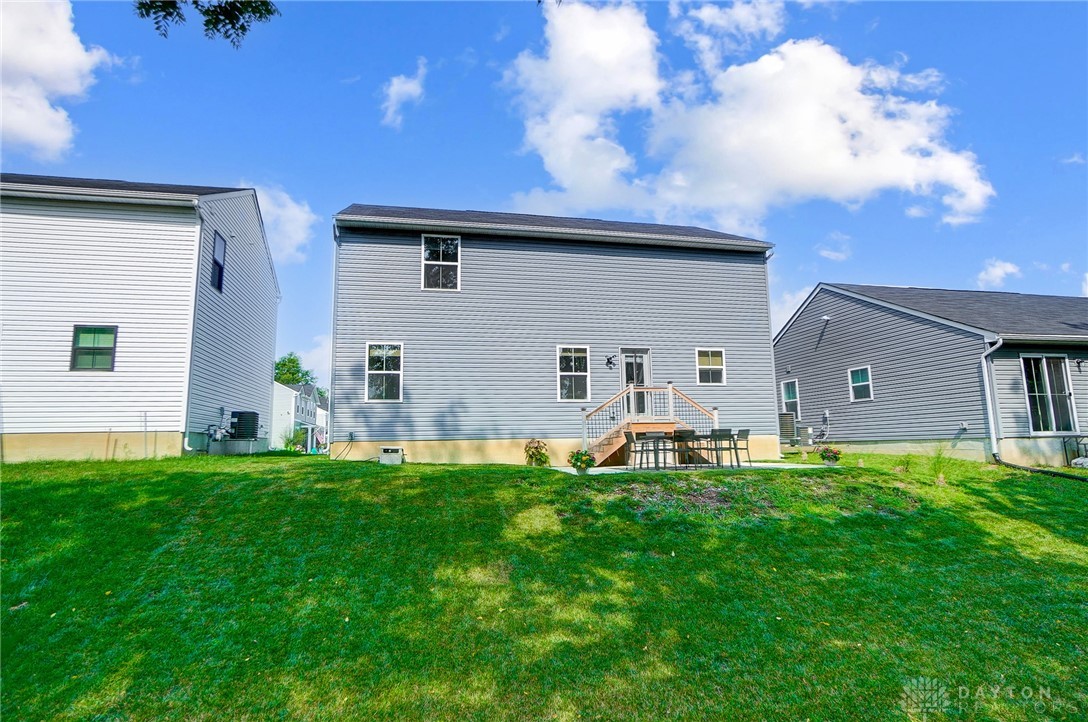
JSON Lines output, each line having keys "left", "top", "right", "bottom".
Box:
{"left": 366, "top": 342, "right": 403, "bottom": 402}
{"left": 421, "top": 234, "right": 460, "bottom": 291}
{"left": 781, "top": 379, "right": 799, "bottom": 418}
{"left": 557, "top": 346, "right": 590, "bottom": 402}
{"left": 848, "top": 365, "right": 873, "bottom": 402}
{"left": 1021, "top": 354, "right": 1077, "bottom": 434}
{"left": 695, "top": 348, "right": 726, "bottom": 385}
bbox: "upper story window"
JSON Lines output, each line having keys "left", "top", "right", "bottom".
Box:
{"left": 70, "top": 325, "right": 117, "bottom": 371}
{"left": 211, "top": 231, "right": 227, "bottom": 292}
{"left": 781, "top": 379, "right": 799, "bottom": 418}
{"left": 367, "top": 343, "right": 403, "bottom": 402}
{"left": 557, "top": 346, "right": 590, "bottom": 401}
{"left": 696, "top": 349, "right": 726, "bottom": 384}
{"left": 1022, "top": 355, "right": 1076, "bottom": 433}
{"left": 848, "top": 365, "right": 873, "bottom": 402}
{"left": 422, "top": 235, "right": 460, "bottom": 291}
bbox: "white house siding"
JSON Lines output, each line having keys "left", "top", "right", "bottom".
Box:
{"left": 185, "top": 193, "right": 279, "bottom": 448}
{"left": 270, "top": 382, "right": 296, "bottom": 449}
{"left": 0, "top": 197, "right": 198, "bottom": 435}
{"left": 773, "top": 287, "right": 991, "bottom": 443}
{"left": 332, "top": 230, "right": 779, "bottom": 446}
{"left": 991, "top": 344, "right": 1088, "bottom": 439}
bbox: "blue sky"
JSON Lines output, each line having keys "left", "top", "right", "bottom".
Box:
{"left": 3, "top": 1, "right": 1086, "bottom": 386}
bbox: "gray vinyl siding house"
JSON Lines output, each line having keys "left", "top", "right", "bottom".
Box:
{"left": 330, "top": 205, "right": 781, "bottom": 464}
{"left": 0, "top": 173, "right": 279, "bottom": 462}
{"left": 773, "top": 283, "right": 1088, "bottom": 466}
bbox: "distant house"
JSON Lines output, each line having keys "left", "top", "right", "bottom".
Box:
{"left": 773, "top": 283, "right": 1088, "bottom": 466}
{"left": 0, "top": 174, "right": 279, "bottom": 462}
{"left": 270, "top": 382, "right": 322, "bottom": 450}
{"left": 330, "top": 204, "right": 781, "bottom": 464}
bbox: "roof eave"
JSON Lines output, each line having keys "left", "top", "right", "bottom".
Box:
{"left": 334, "top": 214, "right": 772, "bottom": 253}
{"left": 1, "top": 183, "right": 201, "bottom": 207}
{"left": 997, "top": 334, "right": 1088, "bottom": 344}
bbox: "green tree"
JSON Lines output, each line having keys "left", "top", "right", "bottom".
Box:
{"left": 274, "top": 352, "right": 316, "bottom": 386}
{"left": 135, "top": 1, "right": 279, "bottom": 48}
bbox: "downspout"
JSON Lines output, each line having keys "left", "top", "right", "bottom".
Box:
{"left": 181, "top": 198, "right": 205, "bottom": 451}
{"left": 979, "top": 337, "right": 1003, "bottom": 462}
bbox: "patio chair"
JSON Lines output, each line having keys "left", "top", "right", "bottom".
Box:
{"left": 672, "top": 428, "right": 696, "bottom": 468}
{"left": 624, "top": 430, "right": 653, "bottom": 469}
{"left": 735, "top": 429, "right": 752, "bottom": 467}
{"left": 640, "top": 431, "right": 673, "bottom": 470}
{"left": 708, "top": 428, "right": 735, "bottom": 468}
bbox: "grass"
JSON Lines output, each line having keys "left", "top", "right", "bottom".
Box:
{"left": 2, "top": 454, "right": 1086, "bottom": 720}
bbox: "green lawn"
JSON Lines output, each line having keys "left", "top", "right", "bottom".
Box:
{"left": 2, "top": 454, "right": 1085, "bottom": 720}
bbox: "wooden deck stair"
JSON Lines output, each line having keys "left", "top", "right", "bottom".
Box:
{"left": 588, "top": 422, "right": 630, "bottom": 461}
{"left": 581, "top": 385, "right": 718, "bottom": 466}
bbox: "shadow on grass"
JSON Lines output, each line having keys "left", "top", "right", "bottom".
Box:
{"left": 2, "top": 458, "right": 1085, "bottom": 720}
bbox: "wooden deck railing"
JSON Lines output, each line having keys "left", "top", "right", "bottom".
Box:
{"left": 581, "top": 383, "right": 718, "bottom": 451}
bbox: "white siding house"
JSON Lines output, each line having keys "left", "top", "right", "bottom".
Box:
{"left": 269, "top": 382, "right": 323, "bottom": 451}
{"left": 0, "top": 174, "right": 279, "bottom": 462}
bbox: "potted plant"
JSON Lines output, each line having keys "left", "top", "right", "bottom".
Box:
{"left": 567, "top": 448, "right": 596, "bottom": 474}
{"left": 815, "top": 446, "right": 842, "bottom": 466}
{"left": 524, "top": 439, "right": 551, "bottom": 467}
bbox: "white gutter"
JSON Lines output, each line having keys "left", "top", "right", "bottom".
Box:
{"left": 1, "top": 187, "right": 200, "bottom": 207}
{"left": 980, "top": 337, "right": 1005, "bottom": 459}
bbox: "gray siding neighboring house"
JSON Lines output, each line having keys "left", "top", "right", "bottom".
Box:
{"left": 331, "top": 205, "right": 781, "bottom": 464}
{"left": 0, "top": 173, "right": 279, "bottom": 461}
{"left": 773, "top": 283, "right": 1088, "bottom": 466}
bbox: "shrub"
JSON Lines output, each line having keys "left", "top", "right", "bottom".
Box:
{"left": 815, "top": 446, "right": 842, "bottom": 463}
{"left": 524, "top": 439, "right": 551, "bottom": 467}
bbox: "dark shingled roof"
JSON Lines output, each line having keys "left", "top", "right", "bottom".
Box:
{"left": 831, "top": 283, "right": 1088, "bottom": 339}
{"left": 0, "top": 173, "right": 244, "bottom": 197}
{"left": 336, "top": 203, "right": 770, "bottom": 251}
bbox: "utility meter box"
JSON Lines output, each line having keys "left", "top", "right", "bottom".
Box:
{"left": 379, "top": 447, "right": 405, "bottom": 465}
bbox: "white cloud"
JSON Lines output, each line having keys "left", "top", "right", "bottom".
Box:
{"left": 816, "top": 245, "right": 850, "bottom": 262}
{"left": 0, "top": 0, "right": 115, "bottom": 160}
{"left": 299, "top": 334, "right": 332, "bottom": 388}
{"left": 770, "top": 284, "right": 814, "bottom": 333}
{"left": 671, "top": 0, "right": 787, "bottom": 74}
{"left": 1060, "top": 152, "right": 1085, "bottom": 165}
{"left": 380, "top": 57, "right": 427, "bottom": 129}
{"left": 251, "top": 184, "right": 320, "bottom": 265}
{"left": 508, "top": 2, "right": 663, "bottom": 216}
{"left": 905, "top": 205, "right": 930, "bottom": 218}
{"left": 1061, "top": 262, "right": 1072, "bottom": 273}
{"left": 976, "top": 258, "right": 1021, "bottom": 290}
{"left": 507, "top": 5, "right": 995, "bottom": 233}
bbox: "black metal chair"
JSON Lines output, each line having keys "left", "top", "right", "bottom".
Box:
{"left": 672, "top": 428, "right": 696, "bottom": 468}
{"left": 708, "top": 428, "right": 734, "bottom": 468}
{"left": 735, "top": 428, "right": 752, "bottom": 466}
{"left": 624, "top": 430, "right": 653, "bottom": 469}
{"left": 640, "top": 431, "right": 672, "bottom": 470}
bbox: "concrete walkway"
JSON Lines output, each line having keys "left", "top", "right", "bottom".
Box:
{"left": 554, "top": 461, "right": 820, "bottom": 475}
